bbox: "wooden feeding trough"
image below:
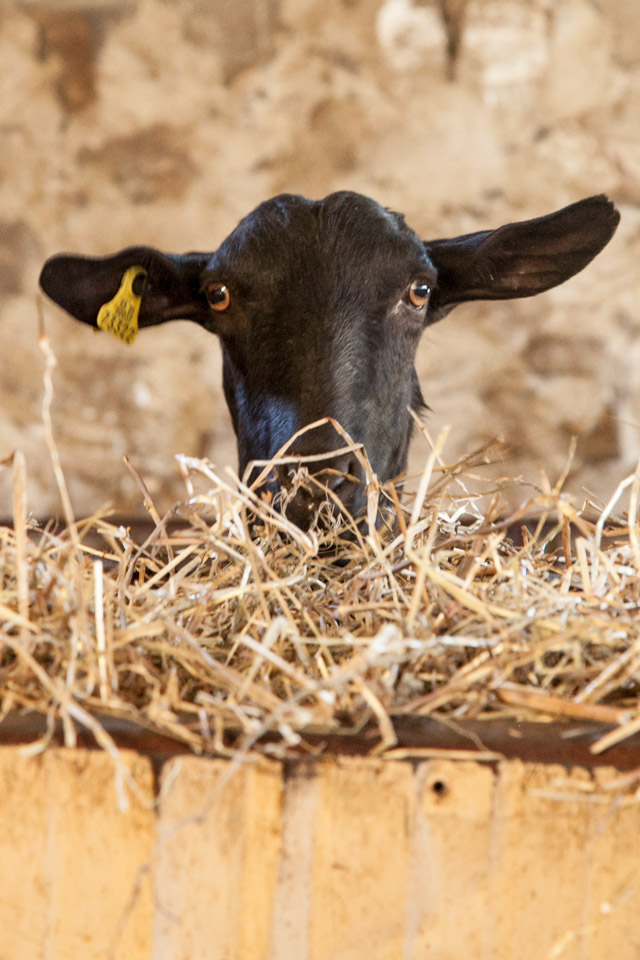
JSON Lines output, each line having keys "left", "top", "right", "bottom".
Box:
{"left": 1, "top": 437, "right": 640, "bottom": 958}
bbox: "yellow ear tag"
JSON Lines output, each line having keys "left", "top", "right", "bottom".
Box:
{"left": 96, "top": 265, "right": 147, "bottom": 345}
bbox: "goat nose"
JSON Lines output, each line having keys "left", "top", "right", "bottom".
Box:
{"left": 277, "top": 452, "right": 362, "bottom": 490}
{"left": 277, "top": 452, "right": 365, "bottom": 529}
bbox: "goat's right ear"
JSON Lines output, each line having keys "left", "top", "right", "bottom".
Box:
{"left": 39, "top": 247, "right": 212, "bottom": 331}
{"left": 424, "top": 195, "right": 620, "bottom": 323}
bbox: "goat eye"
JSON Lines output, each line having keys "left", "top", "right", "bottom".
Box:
{"left": 408, "top": 279, "right": 431, "bottom": 308}
{"left": 206, "top": 283, "right": 230, "bottom": 311}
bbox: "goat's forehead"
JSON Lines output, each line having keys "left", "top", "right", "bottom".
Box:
{"left": 217, "top": 191, "right": 423, "bottom": 267}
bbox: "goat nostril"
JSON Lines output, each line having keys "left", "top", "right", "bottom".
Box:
{"left": 324, "top": 456, "right": 362, "bottom": 498}
{"left": 277, "top": 463, "right": 298, "bottom": 490}
{"left": 338, "top": 458, "right": 360, "bottom": 485}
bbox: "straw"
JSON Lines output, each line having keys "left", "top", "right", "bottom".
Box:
{"left": 1, "top": 335, "right": 639, "bottom": 762}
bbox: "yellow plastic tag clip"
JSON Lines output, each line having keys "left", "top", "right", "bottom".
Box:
{"left": 96, "top": 265, "right": 147, "bottom": 345}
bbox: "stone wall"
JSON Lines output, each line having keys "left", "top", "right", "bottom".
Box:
{"left": 1, "top": 0, "right": 639, "bottom": 518}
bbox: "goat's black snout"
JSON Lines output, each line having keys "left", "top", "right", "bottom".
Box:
{"left": 277, "top": 452, "right": 365, "bottom": 531}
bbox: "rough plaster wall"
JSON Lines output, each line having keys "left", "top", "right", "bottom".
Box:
{"left": 0, "top": 0, "right": 639, "bottom": 518}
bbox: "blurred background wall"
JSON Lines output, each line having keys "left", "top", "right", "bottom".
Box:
{"left": 1, "top": 0, "right": 639, "bottom": 519}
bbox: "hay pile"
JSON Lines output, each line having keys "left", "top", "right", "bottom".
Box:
{"left": 1, "top": 333, "right": 640, "bottom": 761}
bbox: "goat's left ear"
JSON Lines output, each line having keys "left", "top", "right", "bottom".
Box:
{"left": 424, "top": 195, "right": 620, "bottom": 322}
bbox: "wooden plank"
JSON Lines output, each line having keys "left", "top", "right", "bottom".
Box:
{"left": 153, "top": 756, "right": 283, "bottom": 960}
{"left": 406, "top": 760, "right": 495, "bottom": 958}
{"left": 490, "top": 761, "right": 640, "bottom": 960}
{"left": 3, "top": 711, "right": 640, "bottom": 769}
{"left": 0, "top": 747, "right": 154, "bottom": 960}
{"left": 307, "top": 758, "right": 415, "bottom": 960}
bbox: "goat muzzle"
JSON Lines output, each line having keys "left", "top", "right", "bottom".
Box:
{"left": 277, "top": 452, "right": 365, "bottom": 531}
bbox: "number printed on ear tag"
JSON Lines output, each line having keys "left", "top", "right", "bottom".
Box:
{"left": 96, "top": 265, "right": 147, "bottom": 345}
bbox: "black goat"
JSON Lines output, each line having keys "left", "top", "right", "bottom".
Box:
{"left": 39, "top": 191, "right": 619, "bottom": 528}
